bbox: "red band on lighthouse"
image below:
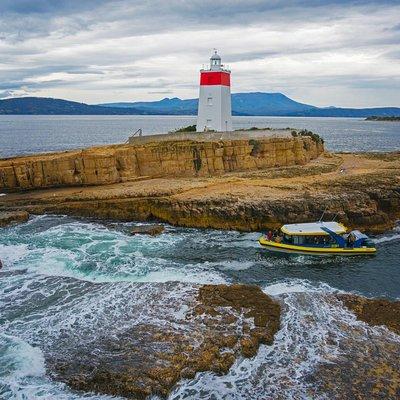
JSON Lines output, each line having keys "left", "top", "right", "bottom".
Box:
{"left": 200, "top": 71, "right": 230, "bottom": 86}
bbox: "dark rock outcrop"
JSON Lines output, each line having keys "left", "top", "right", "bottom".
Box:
{"left": 0, "top": 210, "right": 29, "bottom": 227}
{"left": 338, "top": 294, "right": 400, "bottom": 335}
{"left": 130, "top": 224, "right": 165, "bottom": 236}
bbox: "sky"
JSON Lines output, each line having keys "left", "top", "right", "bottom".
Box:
{"left": 0, "top": 0, "right": 399, "bottom": 107}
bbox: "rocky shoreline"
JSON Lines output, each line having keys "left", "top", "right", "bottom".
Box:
{"left": 0, "top": 151, "right": 399, "bottom": 234}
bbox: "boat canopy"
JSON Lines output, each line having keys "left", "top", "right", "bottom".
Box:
{"left": 281, "top": 221, "right": 347, "bottom": 236}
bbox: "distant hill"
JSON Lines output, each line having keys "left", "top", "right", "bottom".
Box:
{"left": 99, "top": 93, "right": 317, "bottom": 116}
{"left": 0, "top": 97, "right": 156, "bottom": 115}
{"left": 1, "top": 94, "right": 399, "bottom": 117}
{"left": 100, "top": 92, "right": 400, "bottom": 117}
{"left": 288, "top": 107, "right": 400, "bottom": 118}
{"left": 102, "top": 97, "right": 199, "bottom": 115}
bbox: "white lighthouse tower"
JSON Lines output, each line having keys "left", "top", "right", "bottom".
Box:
{"left": 196, "top": 50, "right": 232, "bottom": 132}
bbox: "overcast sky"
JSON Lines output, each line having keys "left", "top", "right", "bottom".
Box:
{"left": 0, "top": 0, "right": 399, "bottom": 107}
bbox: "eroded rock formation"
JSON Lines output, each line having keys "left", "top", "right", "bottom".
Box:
{"left": 0, "top": 136, "right": 323, "bottom": 190}
{"left": 0, "top": 151, "right": 399, "bottom": 233}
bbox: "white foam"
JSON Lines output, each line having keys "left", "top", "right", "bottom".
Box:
{"left": 0, "top": 243, "right": 30, "bottom": 265}
{"left": 0, "top": 334, "right": 121, "bottom": 399}
{"left": 0, "top": 335, "right": 46, "bottom": 379}
{"left": 263, "top": 279, "right": 337, "bottom": 296}
{"left": 0, "top": 218, "right": 229, "bottom": 284}
{"left": 373, "top": 222, "right": 400, "bottom": 244}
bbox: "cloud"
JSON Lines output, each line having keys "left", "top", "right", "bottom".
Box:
{"left": 0, "top": 0, "right": 399, "bottom": 107}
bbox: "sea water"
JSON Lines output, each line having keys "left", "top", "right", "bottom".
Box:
{"left": 0, "top": 216, "right": 399, "bottom": 399}
{"left": 0, "top": 115, "right": 399, "bottom": 158}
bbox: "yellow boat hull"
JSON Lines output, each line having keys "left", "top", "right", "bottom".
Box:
{"left": 258, "top": 237, "right": 376, "bottom": 256}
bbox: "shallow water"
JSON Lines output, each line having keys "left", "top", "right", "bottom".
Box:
{"left": 0, "top": 216, "right": 399, "bottom": 399}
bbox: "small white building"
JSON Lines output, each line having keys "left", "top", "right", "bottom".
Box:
{"left": 196, "top": 51, "right": 232, "bottom": 132}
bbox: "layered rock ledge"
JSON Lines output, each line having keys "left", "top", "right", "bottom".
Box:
{"left": 0, "top": 132, "right": 323, "bottom": 190}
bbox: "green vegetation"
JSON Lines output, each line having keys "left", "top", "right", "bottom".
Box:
{"left": 172, "top": 125, "right": 197, "bottom": 133}
{"left": 248, "top": 139, "right": 262, "bottom": 156}
{"left": 365, "top": 116, "right": 400, "bottom": 121}
{"left": 291, "top": 129, "right": 324, "bottom": 145}
{"left": 235, "top": 126, "right": 272, "bottom": 131}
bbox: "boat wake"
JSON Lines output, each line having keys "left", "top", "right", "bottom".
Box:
{"left": 373, "top": 223, "right": 400, "bottom": 244}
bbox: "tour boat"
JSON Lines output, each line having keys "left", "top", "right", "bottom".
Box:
{"left": 259, "top": 221, "right": 376, "bottom": 256}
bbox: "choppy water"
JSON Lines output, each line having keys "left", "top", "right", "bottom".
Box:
{"left": 1, "top": 216, "right": 399, "bottom": 399}
{"left": 0, "top": 115, "right": 399, "bottom": 158}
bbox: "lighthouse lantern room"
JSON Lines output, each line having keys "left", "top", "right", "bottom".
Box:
{"left": 196, "top": 50, "right": 232, "bottom": 132}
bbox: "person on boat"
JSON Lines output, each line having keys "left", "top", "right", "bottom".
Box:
{"left": 275, "top": 235, "right": 283, "bottom": 243}
{"left": 347, "top": 232, "right": 356, "bottom": 248}
{"left": 266, "top": 230, "right": 273, "bottom": 241}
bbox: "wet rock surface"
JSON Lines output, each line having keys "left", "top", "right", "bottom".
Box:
{"left": 0, "top": 210, "right": 29, "bottom": 227}
{"left": 338, "top": 294, "right": 400, "bottom": 335}
{"left": 46, "top": 283, "right": 281, "bottom": 399}
{"left": 130, "top": 224, "right": 165, "bottom": 236}
{"left": 308, "top": 295, "right": 400, "bottom": 400}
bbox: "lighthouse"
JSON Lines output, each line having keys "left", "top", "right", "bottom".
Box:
{"left": 196, "top": 50, "right": 232, "bottom": 132}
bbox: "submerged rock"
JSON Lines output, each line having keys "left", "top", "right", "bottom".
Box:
{"left": 47, "top": 283, "right": 281, "bottom": 399}
{"left": 197, "top": 284, "right": 281, "bottom": 357}
{"left": 130, "top": 224, "right": 165, "bottom": 236}
{"left": 0, "top": 210, "right": 29, "bottom": 227}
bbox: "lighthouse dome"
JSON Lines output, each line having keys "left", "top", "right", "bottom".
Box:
{"left": 210, "top": 50, "right": 222, "bottom": 70}
{"left": 210, "top": 51, "right": 221, "bottom": 60}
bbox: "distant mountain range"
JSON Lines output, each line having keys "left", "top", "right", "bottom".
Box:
{"left": 0, "top": 97, "right": 156, "bottom": 115}
{"left": 1, "top": 93, "right": 399, "bottom": 117}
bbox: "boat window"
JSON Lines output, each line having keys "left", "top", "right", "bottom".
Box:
{"left": 284, "top": 234, "right": 293, "bottom": 244}
{"left": 293, "top": 236, "right": 303, "bottom": 245}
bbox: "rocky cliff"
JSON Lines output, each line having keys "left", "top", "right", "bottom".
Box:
{"left": 0, "top": 136, "right": 323, "bottom": 190}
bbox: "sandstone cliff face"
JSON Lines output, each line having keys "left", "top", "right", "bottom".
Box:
{"left": 0, "top": 137, "right": 323, "bottom": 190}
